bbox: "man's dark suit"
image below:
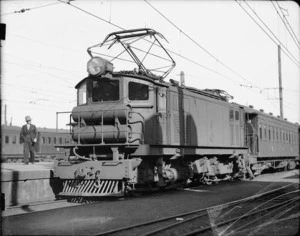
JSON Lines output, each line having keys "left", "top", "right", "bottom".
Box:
{"left": 20, "top": 124, "right": 38, "bottom": 164}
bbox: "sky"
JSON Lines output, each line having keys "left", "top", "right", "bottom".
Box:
{"left": 1, "top": 0, "right": 300, "bottom": 129}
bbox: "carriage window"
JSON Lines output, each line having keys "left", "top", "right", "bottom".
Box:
{"left": 12, "top": 136, "right": 17, "bottom": 144}
{"left": 235, "top": 111, "right": 239, "bottom": 120}
{"left": 129, "top": 82, "right": 149, "bottom": 100}
{"left": 42, "top": 137, "right": 46, "bottom": 144}
{"left": 48, "top": 137, "right": 51, "bottom": 144}
{"left": 78, "top": 83, "right": 87, "bottom": 105}
{"left": 59, "top": 137, "right": 63, "bottom": 144}
{"left": 54, "top": 137, "right": 57, "bottom": 144}
{"left": 259, "top": 127, "right": 262, "bottom": 139}
{"left": 5, "top": 136, "right": 9, "bottom": 144}
{"left": 92, "top": 79, "right": 119, "bottom": 102}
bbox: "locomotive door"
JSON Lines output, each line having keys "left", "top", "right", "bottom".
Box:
{"left": 229, "top": 108, "right": 244, "bottom": 146}
{"left": 156, "top": 87, "right": 168, "bottom": 144}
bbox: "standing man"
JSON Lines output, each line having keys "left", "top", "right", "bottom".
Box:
{"left": 20, "top": 116, "right": 38, "bottom": 164}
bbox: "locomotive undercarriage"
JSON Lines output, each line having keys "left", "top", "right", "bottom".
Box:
{"left": 54, "top": 142, "right": 252, "bottom": 198}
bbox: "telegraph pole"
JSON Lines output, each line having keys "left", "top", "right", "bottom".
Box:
{"left": 278, "top": 45, "right": 284, "bottom": 119}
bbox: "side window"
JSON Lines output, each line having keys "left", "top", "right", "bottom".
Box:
{"left": 235, "top": 111, "right": 239, "bottom": 121}
{"left": 48, "top": 137, "right": 51, "bottom": 144}
{"left": 259, "top": 125, "right": 262, "bottom": 139}
{"left": 42, "top": 137, "right": 46, "bottom": 144}
{"left": 229, "top": 110, "right": 234, "bottom": 121}
{"left": 129, "top": 82, "right": 149, "bottom": 100}
{"left": 5, "top": 136, "right": 9, "bottom": 144}
{"left": 59, "top": 137, "right": 63, "bottom": 144}
{"left": 12, "top": 136, "right": 17, "bottom": 144}
{"left": 54, "top": 137, "right": 57, "bottom": 145}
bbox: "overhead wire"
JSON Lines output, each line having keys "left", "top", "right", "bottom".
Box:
{"left": 271, "top": 1, "right": 300, "bottom": 50}
{"left": 3, "top": 0, "right": 298, "bottom": 118}
{"left": 144, "top": 0, "right": 295, "bottom": 113}
{"left": 59, "top": 0, "right": 297, "bottom": 114}
{"left": 1, "top": 1, "right": 63, "bottom": 16}
{"left": 144, "top": 0, "right": 258, "bottom": 88}
{"left": 58, "top": 0, "right": 246, "bottom": 85}
{"left": 237, "top": 0, "right": 300, "bottom": 68}
{"left": 275, "top": 1, "right": 300, "bottom": 46}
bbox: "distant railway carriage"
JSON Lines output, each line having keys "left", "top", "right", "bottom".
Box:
{"left": 1, "top": 125, "right": 71, "bottom": 162}
{"left": 51, "top": 28, "right": 299, "bottom": 198}
{"left": 243, "top": 107, "right": 299, "bottom": 172}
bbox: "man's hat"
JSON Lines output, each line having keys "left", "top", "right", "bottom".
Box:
{"left": 25, "top": 116, "right": 31, "bottom": 121}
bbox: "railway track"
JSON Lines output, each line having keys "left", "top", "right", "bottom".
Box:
{"left": 93, "top": 183, "right": 299, "bottom": 236}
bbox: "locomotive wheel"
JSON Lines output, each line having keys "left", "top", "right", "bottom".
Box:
{"left": 287, "top": 161, "right": 296, "bottom": 170}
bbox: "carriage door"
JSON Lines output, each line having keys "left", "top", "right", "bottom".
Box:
{"left": 245, "top": 113, "right": 258, "bottom": 155}
{"left": 156, "top": 87, "right": 168, "bottom": 144}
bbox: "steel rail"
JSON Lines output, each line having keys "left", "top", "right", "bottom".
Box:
{"left": 183, "top": 194, "right": 300, "bottom": 236}
{"left": 226, "top": 213, "right": 300, "bottom": 236}
{"left": 139, "top": 191, "right": 300, "bottom": 236}
{"left": 93, "top": 183, "right": 298, "bottom": 236}
{"left": 228, "top": 196, "right": 300, "bottom": 235}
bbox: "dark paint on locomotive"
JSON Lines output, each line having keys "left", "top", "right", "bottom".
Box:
{"left": 53, "top": 29, "right": 299, "bottom": 198}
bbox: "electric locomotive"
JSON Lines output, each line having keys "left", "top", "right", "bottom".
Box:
{"left": 53, "top": 28, "right": 299, "bottom": 198}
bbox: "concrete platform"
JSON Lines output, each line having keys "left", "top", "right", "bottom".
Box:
{"left": 1, "top": 162, "right": 62, "bottom": 208}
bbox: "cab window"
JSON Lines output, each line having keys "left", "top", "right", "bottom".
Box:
{"left": 78, "top": 83, "right": 87, "bottom": 105}
{"left": 129, "top": 82, "right": 149, "bottom": 100}
{"left": 92, "top": 79, "right": 119, "bottom": 102}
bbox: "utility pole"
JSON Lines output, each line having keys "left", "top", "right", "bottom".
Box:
{"left": 278, "top": 45, "right": 284, "bottom": 119}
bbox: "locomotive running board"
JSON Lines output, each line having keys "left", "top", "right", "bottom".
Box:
{"left": 58, "top": 179, "right": 124, "bottom": 197}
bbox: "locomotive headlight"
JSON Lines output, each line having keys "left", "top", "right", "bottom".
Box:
{"left": 87, "top": 57, "right": 113, "bottom": 76}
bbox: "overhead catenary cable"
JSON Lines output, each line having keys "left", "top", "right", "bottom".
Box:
{"left": 243, "top": 0, "right": 300, "bottom": 64}
{"left": 4, "top": 0, "right": 296, "bottom": 116}
{"left": 1, "top": 1, "right": 63, "bottom": 16}
{"left": 56, "top": 0, "right": 242, "bottom": 85}
{"left": 271, "top": 1, "right": 300, "bottom": 50}
{"left": 144, "top": 0, "right": 257, "bottom": 88}
{"left": 57, "top": 0, "right": 298, "bottom": 115}
{"left": 143, "top": 0, "right": 290, "bottom": 114}
{"left": 237, "top": 0, "right": 300, "bottom": 68}
{"left": 275, "top": 1, "right": 300, "bottom": 46}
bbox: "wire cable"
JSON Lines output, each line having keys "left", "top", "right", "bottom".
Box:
{"left": 144, "top": 0, "right": 257, "bottom": 88}
{"left": 276, "top": 1, "right": 300, "bottom": 46}
{"left": 56, "top": 0, "right": 242, "bottom": 85}
{"left": 243, "top": 0, "right": 300, "bottom": 63}
{"left": 1, "top": 1, "right": 62, "bottom": 16}
{"left": 271, "top": 1, "right": 300, "bottom": 50}
{"left": 237, "top": 0, "right": 300, "bottom": 68}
